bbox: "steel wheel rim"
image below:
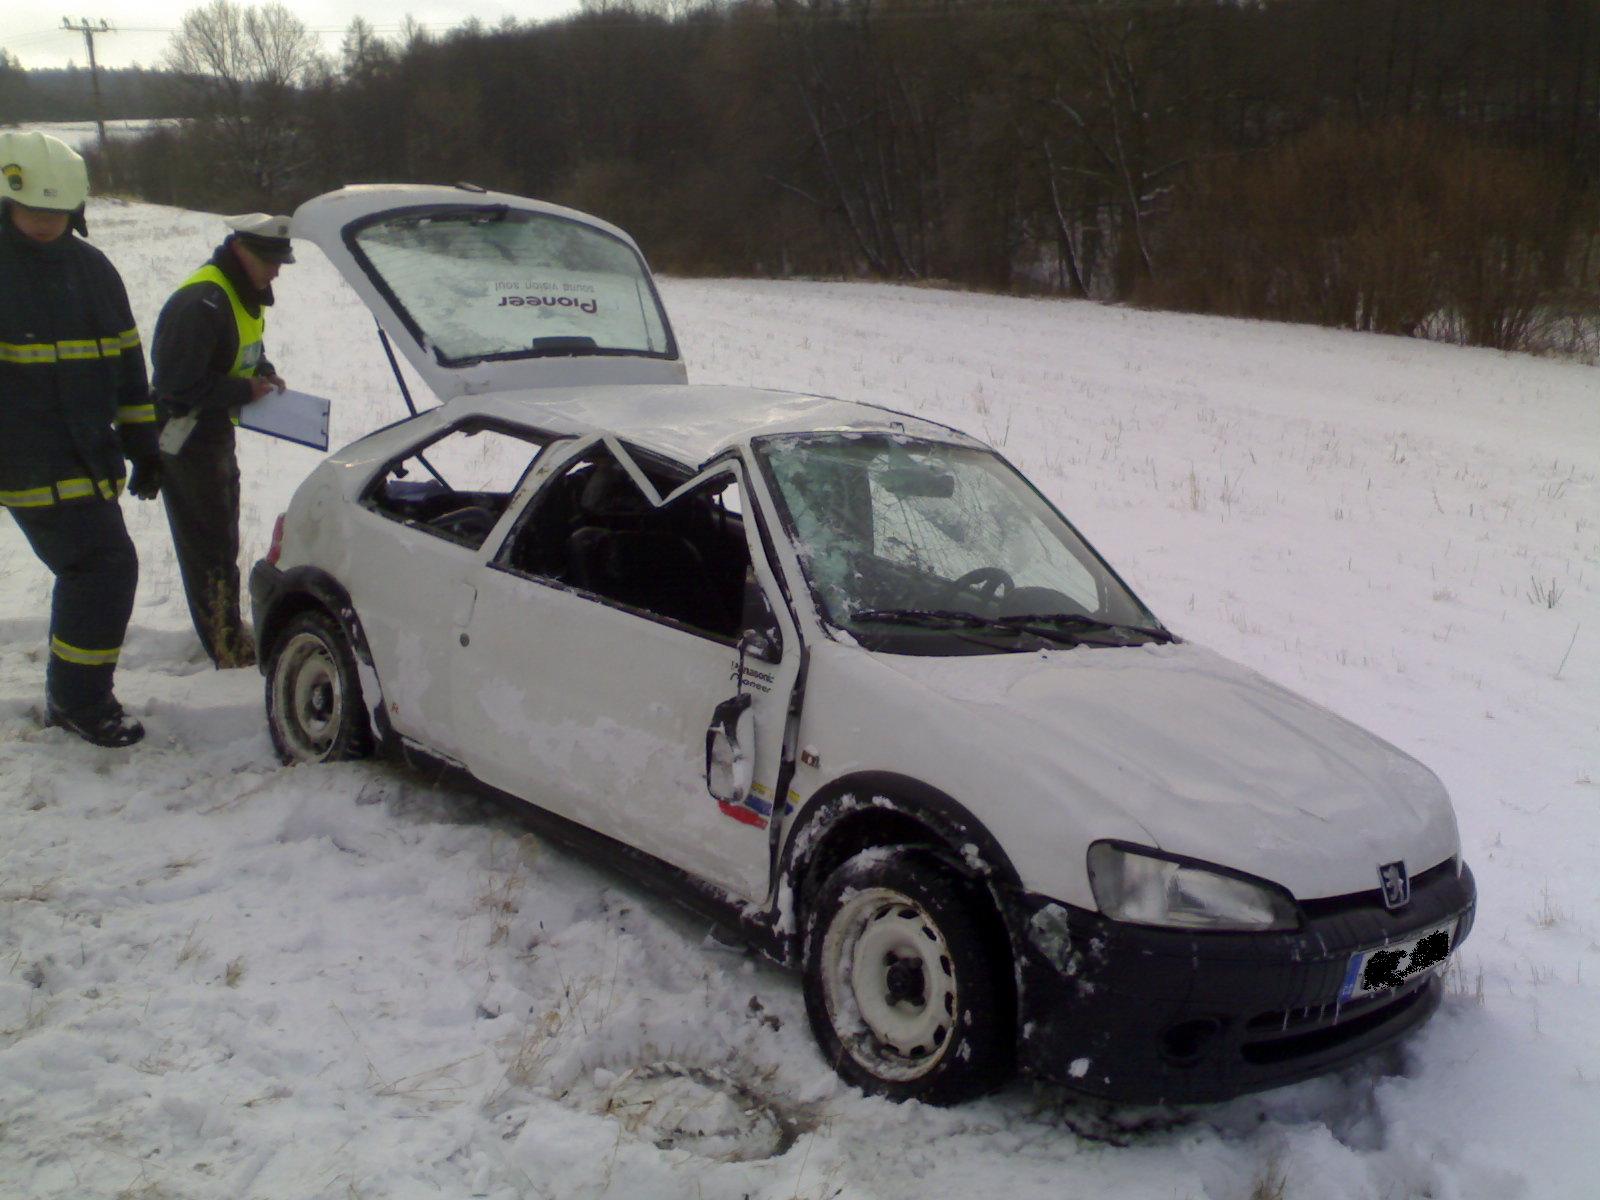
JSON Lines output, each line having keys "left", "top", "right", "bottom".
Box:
{"left": 820, "top": 886, "right": 958, "bottom": 1081}
{"left": 275, "top": 631, "right": 343, "bottom": 761}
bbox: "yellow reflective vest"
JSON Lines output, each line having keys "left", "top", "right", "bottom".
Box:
{"left": 179, "top": 263, "right": 266, "bottom": 384}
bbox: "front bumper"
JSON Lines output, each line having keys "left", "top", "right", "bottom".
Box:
{"left": 1011, "top": 859, "right": 1476, "bottom": 1104}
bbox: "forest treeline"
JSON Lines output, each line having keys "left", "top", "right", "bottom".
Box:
{"left": 90, "top": 0, "right": 1600, "bottom": 353}
{"left": 0, "top": 59, "right": 192, "bottom": 123}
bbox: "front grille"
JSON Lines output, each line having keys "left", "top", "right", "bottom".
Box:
{"left": 1241, "top": 974, "right": 1433, "bottom": 1066}
{"left": 1299, "top": 857, "right": 1458, "bottom": 921}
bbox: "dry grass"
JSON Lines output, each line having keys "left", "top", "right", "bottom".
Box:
{"left": 330, "top": 1001, "right": 479, "bottom": 1107}
{"left": 490, "top": 1006, "right": 567, "bottom": 1101}
{"left": 174, "top": 923, "right": 207, "bottom": 968}
{"left": 1442, "top": 955, "right": 1486, "bottom": 1006}
{"left": 0, "top": 878, "right": 57, "bottom": 904}
{"left": 477, "top": 871, "right": 523, "bottom": 949}
{"left": 0, "top": 994, "right": 55, "bottom": 1041}
{"left": 1533, "top": 884, "right": 1566, "bottom": 930}
{"left": 1248, "top": 1156, "right": 1289, "bottom": 1200}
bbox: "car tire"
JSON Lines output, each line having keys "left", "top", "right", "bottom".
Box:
{"left": 265, "top": 609, "right": 372, "bottom": 764}
{"left": 803, "top": 845, "right": 1014, "bottom": 1104}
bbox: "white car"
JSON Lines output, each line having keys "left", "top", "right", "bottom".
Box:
{"left": 254, "top": 185, "right": 1477, "bottom": 1105}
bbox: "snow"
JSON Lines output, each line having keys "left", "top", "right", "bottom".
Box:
{"left": 2, "top": 197, "right": 1598, "bottom": 1198}
{"left": 871, "top": 640, "right": 1460, "bottom": 899}
{"left": 14, "top": 120, "right": 183, "bottom": 152}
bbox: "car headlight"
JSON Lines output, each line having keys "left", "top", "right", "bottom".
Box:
{"left": 1087, "top": 842, "right": 1299, "bottom": 931}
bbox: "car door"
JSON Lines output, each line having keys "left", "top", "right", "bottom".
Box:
{"left": 345, "top": 419, "right": 550, "bottom": 762}
{"left": 449, "top": 439, "right": 800, "bottom": 904}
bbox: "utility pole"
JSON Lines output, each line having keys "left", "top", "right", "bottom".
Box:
{"left": 61, "top": 17, "right": 114, "bottom": 158}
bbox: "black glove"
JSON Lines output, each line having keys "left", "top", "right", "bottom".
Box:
{"left": 128, "top": 457, "right": 162, "bottom": 500}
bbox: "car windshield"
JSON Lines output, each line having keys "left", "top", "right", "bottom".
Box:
{"left": 756, "top": 432, "right": 1164, "bottom": 655}
{"left": 349, "top": 205, "right": 674, "bottom": 365}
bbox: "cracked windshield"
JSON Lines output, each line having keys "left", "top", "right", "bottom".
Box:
{"left": 757, "top": 434, "right": 1162, "bottom": 654}
{"left": 352, "top": 207, "right": 673, "bottom": 364}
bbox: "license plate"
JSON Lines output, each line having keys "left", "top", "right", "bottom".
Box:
{"left": 1338, "top": 919, "right": 1457, "bottom": 1003}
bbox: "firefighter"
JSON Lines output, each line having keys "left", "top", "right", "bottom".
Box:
{"left": 152, "top": 213, "right": 292, "bottom": 669}
{"left": 0, "top": 131, "right": 159, "bottom": 747}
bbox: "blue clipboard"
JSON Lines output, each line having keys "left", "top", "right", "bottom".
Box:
{"left": 238, "top": 388, "right": 332, "bottom": 452}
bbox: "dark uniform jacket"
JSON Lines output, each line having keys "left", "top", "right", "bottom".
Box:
{"left": 150, "top": 239, "right": 275, "bottom": 443}
{"left": 0, "top": 212, "right": 155, "bottom": 508}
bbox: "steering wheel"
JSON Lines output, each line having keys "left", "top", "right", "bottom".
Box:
{"left": 937, "top": 566, "right": 1015, "bottom": 606}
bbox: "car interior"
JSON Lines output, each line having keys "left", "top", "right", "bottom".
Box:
{"left": 368, "top": 478, "right": 514, "bottom": 546}
{"left": 363, "top": 422, "right": 549, "bottom": 549}
{"left": 497, "top": 448, "right": 773, "bottom": 645}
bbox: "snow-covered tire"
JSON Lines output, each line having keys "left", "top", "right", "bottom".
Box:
{"left": 803, "top": 846, "right": 1013, "bottom": 1104}
{"left": 265, "top": 609, "right": 371, "bottom": 764}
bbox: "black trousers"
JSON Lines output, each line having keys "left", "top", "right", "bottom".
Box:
{"left": 8, "top": 499, "right": 138, "bottom": 712}
{"left": 161, "top": 422, "right": 247, "bottom": 666}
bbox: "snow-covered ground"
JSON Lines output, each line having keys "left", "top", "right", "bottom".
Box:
{"left": 2, "top": 197, "right": 1596, "bottom": 1199}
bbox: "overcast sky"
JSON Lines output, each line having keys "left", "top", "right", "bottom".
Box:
{"left": 4, "top": 2, "right": 580, "bottom": 70}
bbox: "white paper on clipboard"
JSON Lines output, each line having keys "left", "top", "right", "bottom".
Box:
{"left": 238, "top": 388, "right": 332, "bottom": 451}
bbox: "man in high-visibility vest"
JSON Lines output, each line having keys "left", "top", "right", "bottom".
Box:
{"left": 0, "top": 130, "right": 159, "bottom": 748}
{"left": 152, "top": 214, "right": 292, "bottom": 668}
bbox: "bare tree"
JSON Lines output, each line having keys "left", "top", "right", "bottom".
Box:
{"left": 1039, "top": 3, "right": 1197, "bottom": 292}
{"left": 165, "top": 0, "right": 320, "bottom": 205}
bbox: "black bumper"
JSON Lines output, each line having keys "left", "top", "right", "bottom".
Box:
{"left": 248, "top": 559, "right": 286, "bottom": 668}
{"left": 1011, "top": 860, "right": 1476, "bottom": 1105}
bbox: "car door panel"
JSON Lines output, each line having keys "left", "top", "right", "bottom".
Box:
{"left": 450, "top": 457, "right": 799, "bottom": 903}
{"left": 342, "top": 511, "right": 489, "bottom": 762}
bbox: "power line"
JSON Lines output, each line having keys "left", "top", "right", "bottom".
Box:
{"left": 60, "top": 17, "right": 115, "bottom": 153}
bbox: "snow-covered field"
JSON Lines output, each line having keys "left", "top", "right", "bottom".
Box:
{"left": 12, "top": 120, "right": 183, "bottom": 152}
{"left": 2, "top": 197, "right": 1596, "bottom": 1199}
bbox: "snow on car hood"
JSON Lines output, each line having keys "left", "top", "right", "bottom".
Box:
{"left": 874, "top": 641, "right": 1460, "bottom": 900}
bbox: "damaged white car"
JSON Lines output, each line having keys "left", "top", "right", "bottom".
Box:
{"left": 254, "top": 185, "right": 1476, "bottom": 1105}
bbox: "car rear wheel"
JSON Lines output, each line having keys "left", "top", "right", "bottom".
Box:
{"left": 803, "top": 846, "right": 1013, "bottom": 1104}
{"left": 266, "top": 609, "right": 371, "bottom": 764}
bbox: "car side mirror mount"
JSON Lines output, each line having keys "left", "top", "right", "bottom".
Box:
{"left": 739, "top": 627, "right": 777, "bottom": 665}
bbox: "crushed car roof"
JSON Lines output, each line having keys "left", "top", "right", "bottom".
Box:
{"left": 435, "top": 383, "right": 981, "bottom": 469}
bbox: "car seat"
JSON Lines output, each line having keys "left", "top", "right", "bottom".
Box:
{"left": 567, "top": 461, "right": 708, "bottom": 627}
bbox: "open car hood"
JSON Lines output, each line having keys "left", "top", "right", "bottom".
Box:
{"left": 291, "top": 185, "right": 687, "bottom": 402}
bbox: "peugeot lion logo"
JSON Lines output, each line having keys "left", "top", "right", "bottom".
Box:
{"left": 1379, "top": 861, "right": 1410, "bottom": 909}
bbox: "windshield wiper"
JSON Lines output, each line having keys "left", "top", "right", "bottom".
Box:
{"left": 850, "top": 608, "right": 1008, "bottom": 629}
{"left": 850, "top": 609, "right": 1172, "bottom": 646}
{"left": 996, "top": 612, "right": 1173, "bottom": 642}
{"left": 848, "top": 608, "right": 1088, "bottom": 649}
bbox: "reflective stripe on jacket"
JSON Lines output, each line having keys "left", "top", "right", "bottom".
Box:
{"left": 0, "top": 214, "right": 155, "bottom": 507}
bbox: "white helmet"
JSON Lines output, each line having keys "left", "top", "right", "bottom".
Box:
{"left": 0, "top": 131, "right": 90, "bottom": 213}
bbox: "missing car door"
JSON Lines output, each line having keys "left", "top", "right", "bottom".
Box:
{"left": 496, "top": 442, "right": 765, "bottom": 645}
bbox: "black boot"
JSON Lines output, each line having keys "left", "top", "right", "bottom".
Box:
{"left": 46, "top": 698, "right": 145, "bottom": 748}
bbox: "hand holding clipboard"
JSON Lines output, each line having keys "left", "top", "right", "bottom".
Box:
{"left": 238, "top": 386, "right": 332, "bottom": 451}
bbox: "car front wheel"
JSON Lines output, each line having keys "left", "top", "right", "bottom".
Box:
{"left": 803, "top": 846, "right": 1013, "bottom": 1104}
{"left": 265, "top": 609, "right": 371, "bottom": 764}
